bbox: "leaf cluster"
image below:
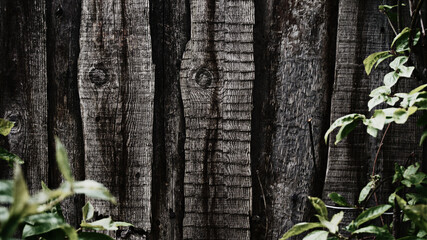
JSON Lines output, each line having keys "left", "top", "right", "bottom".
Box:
{"left": 0, "top": 119, "right": 132, "bottom": 240}
{"left": 281, "top": 163, "right": 427, "bottom": 240}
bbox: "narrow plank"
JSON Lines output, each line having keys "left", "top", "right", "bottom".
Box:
{"left": 180, "top": 0, "right": 254, "bottom": 239}
{"left": 149, "top": 0, "right": 190, "bottom": 239}
{"left": 252, "top": 0, "right": 338, "bottom": 238}
{"left": 78, "top": 0, "right": 154, "bottom": 236}
{"left": 46, "top": 0, "right": 85, "bottom": 227}
{"left": 0, "top": 0, "right": 48, "bottom": 193}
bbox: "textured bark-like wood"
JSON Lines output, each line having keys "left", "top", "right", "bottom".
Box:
{"left": 256, "top": 1, "right": 337, "bottom": 238}
{"left": 46, "top": 0, "right": 85, "bottom": 227}
{"left": 323, "top": 0, "right": 423, "bottom": 216}
{"left": 150, "top": 0, "right": 189, "bottom": 239}
{"left": 0, "top": 0, "right": 48, "bottom": 193}
{"left": 180, "top": 0, "right": 254, "bottom": 239}
{"left": 78, "top": 0, "right": 154, "bottom": 235}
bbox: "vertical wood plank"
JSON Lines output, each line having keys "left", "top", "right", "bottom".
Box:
{"left": 252, "top": 0, "right": 338, "bottom": 238}
{"left": 323, "top": 0, "right": 423, "bottom": 219}
{"left": 46, "top": 0, "right": 85, "bottom": 227}
{"left": 180, "top": 0, "right": 254, "bottom": 239}
{"left": 0, "top": 0, "right": 48, "bottom": 192}
{"left": 150, "top": 0, "right": 189, "bottom": 239}
{"left": 78, "top": 0, "right": 154, "bottom": 235}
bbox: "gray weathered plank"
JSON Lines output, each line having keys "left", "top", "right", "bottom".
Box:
{"left": 180, "top": 0, "right": 254, "bottom": 239}
{"left": 251, "top": 0, "right": 338, "bottom": 238}
{"left": 78, "top": 0, "right": 154, "bottom": 235}
{"left": 0, "top": 0, "right": 48, "bottom": 193}
{"left": 46, "top": 0, "right": 85, "bottom": 227}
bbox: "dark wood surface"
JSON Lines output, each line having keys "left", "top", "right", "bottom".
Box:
{"left": 0, "top": 0, "right": 425, "bottom": 239}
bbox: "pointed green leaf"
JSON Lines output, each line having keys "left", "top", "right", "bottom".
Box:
{"left": 384, "top": 71, "right": 400, "bottom": 88}
{"left": 328, "top": 193, "right": 350, "bottom": 207}
{"left": 280, "top": 222, "right": 324, "bottom": 240}
{"left": 303, "top": 230, "right": 328, "bottom": 240}
{"left": 364, "top": 51, "right": 391, "bottom": 75}
{"left": 410, "top": 84, "right": 427, "bottom": 95}
{"left": 393, "top": 108, "right": 409, "bottom": 124}
{"left": 324, "top": 114, "right": 365, "bottom": 144}
{"left": 74, "top": 180, "right": 116, "bottom": 204}
{"left": 420, "top": 130, "right": 427, "bottom": 146}
{"left": 354, "top": 205, "right": 392, "bottom": 228}
{"left": 55, "top": 137, "right": 73, "bottom": 183}
{"left": 22, "top": 213, "right": 77, "bottom": 240}
{"left": 335, "top": 120, "right": 359, "bottom": 144}
{"left": 0, "top": 147, "right": 23, "bottom": 167}
{"left": 358, "top": 180, "right": 374, "bottom": 204}
{"left": 352, "top": 225, "right": 393, "bottom": 240}
{"left": 82, "top": 202, "right": 94, "bottom": 222}
{"left": 309, "top": 197, "right": 328, "bottom": 218}
{"left": 390, "top": 56, "right": 409, "bottom": 70}
{"left": 0, "top": 119, "right": 14, "bottom": 136}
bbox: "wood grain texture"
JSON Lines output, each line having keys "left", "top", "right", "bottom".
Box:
{"left": 0, "top": 0, "right": 48, "bottom": 193}
{"left": 46, "top": 0, "right": 85, "bottom": 227}
{"left": 323, "top": 0, "right": 423, "bottom": 218}
{"left": 180, "top": 0, "right": 254, "bottom": 239}
{"left": 260, "top": 1, "right": 336, "bottom": 238}
{"left": 150, "top": 0, "right": 189, "bottom": 239}
{"left": 77, "top": 0, "right": 154, "bottom": 236}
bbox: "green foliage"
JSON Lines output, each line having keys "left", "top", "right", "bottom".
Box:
{"left": 0, "top": 126, "right": 131, "bottom": 240}
{"left": 281, "top": 164, "right": 427, "bottom": 239}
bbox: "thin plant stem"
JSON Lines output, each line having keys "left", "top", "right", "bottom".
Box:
{"left": 372, "top": 123, "right": 391, "bottom": 176}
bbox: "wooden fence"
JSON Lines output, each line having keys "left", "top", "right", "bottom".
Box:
{"left": 0, "top": 0, "right": 424, "bottom": 239}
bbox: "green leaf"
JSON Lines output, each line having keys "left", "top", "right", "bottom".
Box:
{"left": 393, "top": 163, "right": 405, "bottom": 183}
{"left": 0, "top": 180, "right": 13, "bottom": 204}
{"left": 80, "top": 217, "right": 131, "bottom": 231}
{"left": 82, "top": 202, "right": 94, "bottom": 222}
{"left": 22, "top": 213, "right": 77, "bottom": 240}
{"left": 309, "top": 197, "right": 328, "bottom": 218}
{"left": 398, "top": 66, "right": 415, "bottom": 78}
{"left": 328, "top": 193, "right": 350, "bottom": 207}
{"left": 364, "top": 51, "right": 391, "bottom": 75}
{"left": 0, "top": 207, "right": 9, "bottom": 223}
{"left": 0, "top": 119, "right": 14, "bottom": 136}
{"left": 0, "top": 147, "right": 23, "bottom": 166}
{"left": 78, "top": 232, "right": 115, "bottom": 240}
{"left": 396, "top": 195, "right": 427, "bottom": 231}
{"left": 73, "top": 180, "right": 116, "bottom": 204}
{"left": 353, "top": 205, "right": 392, "bottom": 228}
{"left": 420, "top": 130, "right": 427, "bottom": 146}
{"left": 358, "top": 180, "right": 375, "bottom": 204}
{"left": 336, "top": 120, "right": 359, "bottom": 144}
{"left": 316, "top": 212, "right": 343, "bottom": 234}
{"left": 410, "top": 84, "right": 427, "bottom": 95}
{"left": 384, "top": 71, "right": 400, "bottom": 88}
{"left": 55, "top": 137, "right": 73, "bottom": 183}
{"left": 324, "top": 114, "right": 365, "bottom": 144}
{"left": 279, "top": 222, "right": 324, "bottom": 240}
{"left": 393, "top": 108, "right": 409, "bottom": 124}
{"left": 392, "top": 28, "right": 421, "bottom": 52}
{"left": 303, "top": 230, "right": 328, "bottom": 240}
{"left": 352, "top": 225, "right": 393, "bottom": 240}
{"left": 0, "top": 166, "right": 36, "bottom": 239}
{"left": 390, "top": 56, "right": 409, "bottom": 70}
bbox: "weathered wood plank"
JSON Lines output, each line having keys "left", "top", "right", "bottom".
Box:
{"left": 180, "top": 0, "right": 254, "bottom": 239}
{"left": 78, "top": 0, "right": 154, "bottom": 236}
{"left": 252, "top": 0, "right": 338, "bottom": 238}
{"left": 46, "top": 0, "right": 85, "bottom": 227}
{"left": 149, "top": 0, "right": 189, "bottom": 239}
{"left": 0, "top": 0, "right": 48, "bottom": 193}
{"left": 323, "top": 0, "right": 423, "bottom": 220}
